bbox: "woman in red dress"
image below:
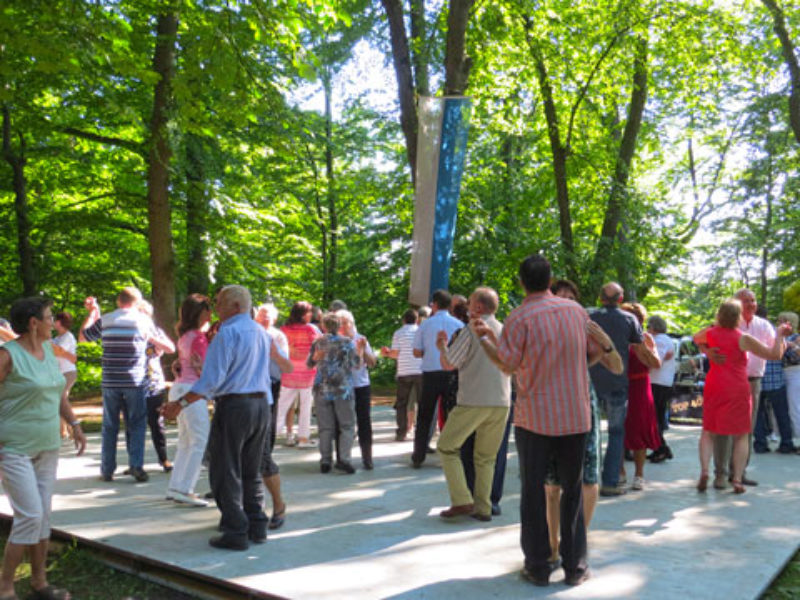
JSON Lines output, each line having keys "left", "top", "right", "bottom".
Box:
{"left": 694, "top": 299, "right": 789, "bottom": 493}
{"left": 620, "top": 304, "right": 662, "bottom": 491}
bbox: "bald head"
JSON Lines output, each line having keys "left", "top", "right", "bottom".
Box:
{"left": 600, "top": 282, "right": 624, "bottom": 306}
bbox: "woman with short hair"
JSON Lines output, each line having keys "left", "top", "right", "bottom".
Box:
{"left": 695, "top": 299, "right": 790, "bottom": 493}
{"left": 0, "top": 297, "right": 86, "bottom": 600}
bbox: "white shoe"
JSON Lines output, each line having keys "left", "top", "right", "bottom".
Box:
{"left": 172, "top": 491, "right": 209, "bottom": 507}
{"left": 297, "top": 439, "right": 317, "bottom": 448}
{"left": 631, "top": 476, "right": 644, "bottom": 491}
{"left": 284, "top": 435, "right": 297, "bottom": 447}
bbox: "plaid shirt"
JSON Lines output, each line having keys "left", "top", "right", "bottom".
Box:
{"left": 497, "top": 291, "right": 594, "bottom": 436}
{"left": 762, "top": 360, "right": 785, "bottom": 392}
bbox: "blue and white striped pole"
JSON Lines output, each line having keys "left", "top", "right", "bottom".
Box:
{"left": 409, "top": 96, "right": 472, "bottom": 306}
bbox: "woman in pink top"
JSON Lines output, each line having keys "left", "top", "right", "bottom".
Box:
{"left": 277, "top": 301, "right": 321, "bottom": 447}
{"left": 167, "top": 294, "right": 212, "bottom": 506}
{"left": 694, "top": 299, "right": 789, "bottom": 494}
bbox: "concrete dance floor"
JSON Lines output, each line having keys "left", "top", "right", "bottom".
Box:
{"left": 2, "top": 406, "right": 799, "bottom": 599}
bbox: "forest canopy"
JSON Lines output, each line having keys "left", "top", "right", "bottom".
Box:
{"left": 2, "top": 0, "right": 799, "bottom": 369}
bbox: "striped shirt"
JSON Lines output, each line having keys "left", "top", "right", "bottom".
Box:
{"left": 280, "top": 323, "right": 320, "bottom": 389}
{"left": 391, "top": 324, "right": 422, "bottom": 377}
{"left": 82, "top": 308, "right": 155, "bottom": 388}
{"left": 497, "top": 291, "right": 593, "bottom": 436}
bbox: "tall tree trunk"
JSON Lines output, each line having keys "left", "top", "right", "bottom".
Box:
{"left": 381, "top": 0, "right": 418, "bottom": 184}
{"left": 527, "top": 38, "right": 577, "bottom": 280}
{"left": 323, "top": 71, "right": 337, "bottom": 306}
{"left": 184, "top": 133, "right": 210, "bottom": 294}
{"left": 761, "top": 0, "right": 800, "bottom": 144}
{"left": 146, "top": 10, "right": 179, "bottom": 336}
{"left": 2, "top": 107, "right": 35, "bottom": 296}
{"left": 760, "top": 157, "right": 774, "bottom": 308}
{"left": 409, "top": 0, "right": 429, "bottom": 96}
{"left": 443, "top": 0, "right": 474, "bottom": 95}
{"left": 589, "top": 36, "right": 648, "bottom": 294}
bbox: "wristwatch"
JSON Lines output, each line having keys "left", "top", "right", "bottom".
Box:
{"left": 178, "top": 396, "right": 190, "bottom": 408}
{"left": 70, "top": 419, "right": 82, "bottom": 427}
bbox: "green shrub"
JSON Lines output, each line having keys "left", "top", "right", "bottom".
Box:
{"left": 72, "top": 342, "right": 103, "bottom": 396}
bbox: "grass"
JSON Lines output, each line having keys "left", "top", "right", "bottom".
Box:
{"left": 762, "top": 549, "right": 800, "bottom": 599}
{"left": 1, "top": 536, "right": 194, "bottom": 600}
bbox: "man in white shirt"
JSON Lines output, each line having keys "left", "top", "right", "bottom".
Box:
{"left": 410, "top": 290, "right": 463, "bottom": 467}
{"left": 711, "top": 288, "right": 775, "bottom": 488}
{"left": 647, "top": 315, "right": 676, "bottom": 463}
{"left": 381, "top": 309, "right": 423, "bottom": 441}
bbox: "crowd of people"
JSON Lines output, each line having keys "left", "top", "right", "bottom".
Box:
{"left": 2, "top": 255, "right": 800, "bottom": 595}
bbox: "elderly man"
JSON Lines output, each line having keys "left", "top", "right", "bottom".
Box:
{"left": 588, "top": 282, "right": 644, "bottom": 496}
{"left": 435, "top": 287, "right": 510, "bottom": 522}
{"left": 410, "top": 290, "right": 463, "bottom": 467}
{"left": 164, "top": 286, "right": 291, "bottom": 550}
{"left": 80, "top": 287, "right": 172, "bottom": 483}
{"left": 708, "top": 288, "right": 774, "bottom": 488}
{"left": 476, "top": 255, "right": 608, "bottom": 587}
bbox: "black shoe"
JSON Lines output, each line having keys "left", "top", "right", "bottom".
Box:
{"left": 741, "top": 476, "right": 758, "bottom": 486}
{"left": 362, "top": 458, "right": 374, "bottom": 470}
{"left": 162, "top": 460, "right": 173, "bottom": 472}
{"left": 624, "top": 450, "right": 634, "bottom": 461}
{"left": 426, "top": 446, "right": 436, "bottom": 454}
{"left": 334, "top": 461, "right": 356, "bottom": 474}
{"left": 122, "top": 468, "right": 132, "bottom": 475}
{"left": 209, "top": 535, "right": 248, "bottom": 551}
{"left": 320, "top": 463, "right": 332, "bottom": 474}
{"left": 395, "top": 434, "right": 406, "bottom": 442}
{"left": 648, "top": 450, "right": 667, "bottom": 463}
{"left": 491, "top": 504, "right": 501, "bottom": 516}
{"left": 268, "top": 505, "right": 286, "bottom": 530}
{"left": 248, "top": 530, "right": 267, "bottom": 544}
{"left": 564, "top": 568, "right": 591, "bottom": 586}
{"left": 204, "top": 491, "right": 214, "bottom": 499}
{"left": 411, "top": 459, "right": 423, "bottom": 469}
{"left": 99, "top": 473, "right": 113, "bottom": 482}
{"left": 778, "top": 445, "right": 799, "bottom": 454}
{"left": 130, "top": 467, "right": 149, "bottom": 482}
{"left": 521, "top": 567, "right": 549, "bottom": 587}
{"left": 664, "top": 446, "right": 673, "bottom": 459}
{"left": 754, "top": 446, "right": 771, "bottom": 454}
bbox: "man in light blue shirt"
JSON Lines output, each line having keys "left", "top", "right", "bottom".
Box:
{"left": 164, "top": 285, "right": 291, "bottom": 551}
{"left": 410, "top": 289, "right": 463, "bottom": 467}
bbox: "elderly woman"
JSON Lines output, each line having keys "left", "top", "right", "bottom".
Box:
{"left": 781, "top": 312, "right": 800, "bottom": 440}
{"left": 307, "top": 312, "right": 364, "bottom": 474}
{"left": 336, "top": 310, "right": 377, "bottom": 469}
{"left": 0, "top": 297, "right": 86, "bottom": 600}
{"left": 694, "top": 299, "right": 789, "bottom": 493}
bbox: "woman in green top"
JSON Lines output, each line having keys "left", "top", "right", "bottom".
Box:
{"left": 0, "top": 297, "right": 86, "bottom": 600}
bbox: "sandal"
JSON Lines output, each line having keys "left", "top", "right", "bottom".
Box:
{"left": 30, "top": 585, "right": 72, "bottom": 600}
{"left": 696, "top": 473, "right": 709, "bottom": 493}
{"left": 268, "top": 504, "right": 287, "bottom": 530}
{"left": 731, "top": 480, "right": 746, "bottom": 494}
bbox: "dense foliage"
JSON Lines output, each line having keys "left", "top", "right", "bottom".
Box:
{"left": 2, "top": 0, "right": 799, "bottom": 385}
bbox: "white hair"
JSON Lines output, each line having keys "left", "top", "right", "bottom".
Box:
{"left": 221, "top": 285, "right": 252, "bottom": 314}
{"left": 258, "top": 303, "right": 278, "bottom": 323}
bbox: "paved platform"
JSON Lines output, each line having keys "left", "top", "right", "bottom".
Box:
{"left": 1, "top": 406, "right": 798, "bottom": 599}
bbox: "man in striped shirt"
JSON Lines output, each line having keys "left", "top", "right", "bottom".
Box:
{"left": 476, "top": 255, "right": 604, "bottom": 587}
{"left": 380, "top": 309, "right": 423, "bottom": 441}
{"left": 80, "top": 287, "right": 169, "bottom": 482}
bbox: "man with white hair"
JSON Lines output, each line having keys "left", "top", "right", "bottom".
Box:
{"left": 164, "top": 285, "right": 292, "bottom": 550}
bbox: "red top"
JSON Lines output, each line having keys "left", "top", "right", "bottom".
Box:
{"left": 498, "top": 291, "right": 593, "bottom": 436}
{"left": 702, "top": 326, "right": 752, "bottom": 435}
{"left": 280, "top": 323, "right": 321, "bottom": 389}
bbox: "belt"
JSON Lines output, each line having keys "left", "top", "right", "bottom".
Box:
{"left": 216, "top": 392, "right": 267, "bottom": 402}
{"left": 748, "top": 376, "right": 763, "bottom": 382}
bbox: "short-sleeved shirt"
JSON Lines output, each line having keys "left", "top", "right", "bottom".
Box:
{"left": 267, "top": 327, "right": 289, "bottom": 382}
{"left": 190, "top": 312, "right": 272, "bottom": 399}
{"left": 0, "top": 341, "right": 64, "bottom": 456}
{"left": 176, "top": 329, "right": 209, "bottom": 385}
{"left": 740, "top": 315, "right": 774, "bottom": 378}
{"left": 497, "top": 291, "right": 593, "bottom": 436}
{"left": 444, "top": 315, "right": 510, "bottom": 408}
{"left": 308, "top": 334, "right": 360, "bottom": 402}
{"left": 53, "top": 331, "right": 77, "bottom": 374}
{"left": 589, "top": 305, "right": 643, "bottom": 393}
{"left": 650, "top": 333, "right": 676, "bottom": 387}
{"left": 413, "top": 310, "right": 464, "bottom": 372}
{"left": 82, "top": 307, "right": 156, "bottom": 388}
{"left": 280, "top": 323, "right": 321, "bottom": 389}
{"left": 145, "top": 326, "right": 170, "bottom": 395}
{"left": 350, "top": 334, "right": 373, "bottom": 388}
{"left": 391, "top": 324, "right": 422, "bottom": 377}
